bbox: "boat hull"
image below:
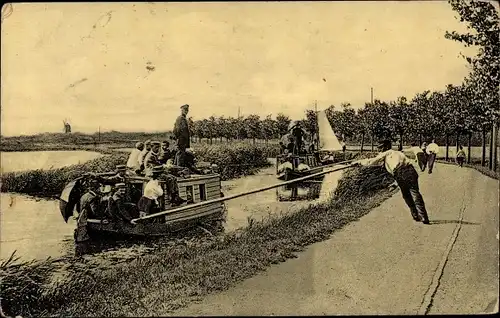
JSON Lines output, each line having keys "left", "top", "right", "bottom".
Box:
{"left": 87, "top": 202, "right": 226, "bottom": 236}
{"left": 63, "top": 173, "right": 226, "bottom": 238}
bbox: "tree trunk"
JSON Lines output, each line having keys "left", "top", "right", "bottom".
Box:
{"left": 482, "top": 128, "right": 487, "bottom": 166}
{"left": 253, "top": 138, "right": 256, "bottom": 145}
{"left": 456, "top": 131, "right": 460, "bottom": 153}
{"left": 370, "top": 132, "right": 374, "bottom": 152}
{"left": 360, "top": 132, "right": 365, "bottom": 153}
{"left": 467, "top": 132, "right": 472, "bottom": 164}
{"left": 445, "top": 134, "right": 449, "bottom": 161}
{"left": 399, "top": 133, "right": 403, "bottom": 151}
{"left": 489, "top": 125, "right": 494, "bottom": 170}
{"left": 419, "top": 134, "right": 422, "bottom": 147}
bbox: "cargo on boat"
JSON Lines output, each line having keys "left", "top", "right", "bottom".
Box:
{"left": 275, "top": 109, "right": 344, "bottom": 201}
{"left": 59, "top": 172, "right": 227, "bottom": 238}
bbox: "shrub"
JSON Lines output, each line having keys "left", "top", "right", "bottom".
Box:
{"left": 193, "top": 143, "right": 271, "bottom": 180}
{"left": 0, "top": 153, "right": 128, "bottom": 197}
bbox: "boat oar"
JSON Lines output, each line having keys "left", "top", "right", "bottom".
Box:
{"left": 130, "top": 159, "right": 357, "bottom": 224}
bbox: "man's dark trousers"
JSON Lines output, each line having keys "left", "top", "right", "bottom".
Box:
{"left": 393, "top": 164, "right": 430, "bottom": 223}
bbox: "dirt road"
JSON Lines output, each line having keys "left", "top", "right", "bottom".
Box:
{"left": 173, "top": 163, "right": 499, "bottom": 315}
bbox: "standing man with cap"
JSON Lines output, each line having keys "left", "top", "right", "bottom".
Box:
{"left": 353, "top": 139, "right": 430, "bottom": 224}
{"left": 173, "top": 104, "right": 191, "bottom": 167}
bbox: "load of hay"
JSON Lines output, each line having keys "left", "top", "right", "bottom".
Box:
{"left": 333, "top": 165, "right": 395, "bottom": 203}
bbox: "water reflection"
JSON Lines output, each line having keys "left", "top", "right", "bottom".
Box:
{"left": 276, "top": 178, "right": 324, "bottom": 202}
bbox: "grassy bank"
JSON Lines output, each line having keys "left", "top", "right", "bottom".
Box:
{"left": 1, "top": 165, "right": 395, "bottom": 317}
{"left": 436, "top": 159, "right": 499, "bottom": 180}
{"left": 0, "top": 143, "right": 274, "bottom": 197}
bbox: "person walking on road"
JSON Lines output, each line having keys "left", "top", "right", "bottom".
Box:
{"left": 411, "top": 142, "right": 426, "bottom": 172}
{"left": 456, "top": 145, "right": 466, "bottom": 168}
{"left": 426, "top": 139, "right": 439, "bottom": 174}
{"left": 354, "top": 139, "right": 430, "bottom": 224}
{"left": 420, "top": 142, "right": 428, "bottom": 171}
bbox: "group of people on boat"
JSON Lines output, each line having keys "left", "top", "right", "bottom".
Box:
{"left": 74, "top": 104, "right": 212, "bottom": 244}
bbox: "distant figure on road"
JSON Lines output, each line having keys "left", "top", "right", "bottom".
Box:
{"left": 420, "top": 142, "right": 428, "bottom": 171}
{"left": 173, "top": 104, "right": 191, "bottom": 167}
{"left": 456, "top": 145, "right": 466, "bottom": 168}
{"left": 127, "top": 142, "right": 144, "bottom": 173}
{"left": 426, "top": 139, "right": 439, "bottom": 174}
{"left": 354, "top": 139, "right": 430, "bottom": 224}
{"left": 410, "top": 142, "right": 426, "bottom": 172}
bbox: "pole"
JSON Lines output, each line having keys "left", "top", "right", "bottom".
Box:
{"left": 371, "top": 87, "right": 374, "bottom": 104}
{"left": 493, "top": 122, "right": 498, "bottom": 172}
{"left": 98, "top": 126, "right": 101, "bottom": 146}
{"left": 131, "top": 159, "right": 357, "bottom": 224}
{"left": 489, "top": 124, "right": 494, "bottom": 170}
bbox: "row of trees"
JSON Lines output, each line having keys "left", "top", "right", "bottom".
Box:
{"left": 188, "top": 0, "right": 498, "bottom": 170}
{"left": 188, "top": 114, "right": 293, "bottom": 144}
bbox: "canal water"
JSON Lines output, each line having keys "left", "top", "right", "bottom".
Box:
{"left": 0, "top": 152, "right": 344, "bottom": 261}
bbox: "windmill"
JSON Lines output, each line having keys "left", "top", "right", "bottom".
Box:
{"left": 63, "top": 118, "right": 72, "bottom": 134}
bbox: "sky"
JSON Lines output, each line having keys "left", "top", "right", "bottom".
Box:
{"left": 0, "top": 1, "right": 486, "bottom": 136}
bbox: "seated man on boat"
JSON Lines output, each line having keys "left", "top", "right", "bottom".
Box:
{"left": 137, "top": 165, "right": 164, "bottom": 218}
{"left": 138, "top": 139, "right": 152, "bottom": 173}
{"left": 159, "top": 140, "right": 173, "bottom": 164}
{"left": 106, "top": 182, "right": 139, "bottom": 225}
{"left": 127, "top": 141, "right": 144, "bottom": 174}
{"left": 85, "top": 164, "right": 141, "bottom": 202}
{"left": 183, "top": 149, "right": 204, "bottom": 174}
{"left": 280, "top": 133, "right": 294, "bottom": 155}
{"left": 144, "top": 141, "right": 163, "bottom": 177}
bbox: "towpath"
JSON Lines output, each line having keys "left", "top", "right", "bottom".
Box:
{"left": 172, "top": 163, "right": 499, "bottom": 315}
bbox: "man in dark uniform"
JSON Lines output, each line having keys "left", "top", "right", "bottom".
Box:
{"left": 107, "top": 183, "right": 139, "bottom": 224}
{"left": 290, "top": 121, "right": 305, "bottom": 155}
{"left": 86, "top": 164, "right": 136, "bottom": 202}
{"left": 74, "top": 178, "right": 101, "bottom": 244}
{"left": 173, "top": 104, "right": 191, "bottom": 167}
{"left": 159, "top": 140, "right": 173, "bottom": 164}
{"left": 354, "top": 139, "right": 430, "bottom": 224}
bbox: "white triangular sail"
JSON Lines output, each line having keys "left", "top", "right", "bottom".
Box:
{"left": 317, "top": 110, "right": 343, "bottom": 152}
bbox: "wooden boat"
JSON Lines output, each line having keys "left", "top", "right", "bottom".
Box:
{"left": 276, "top": 153, "right": 324, "bottom": 181}
{"left": 276, "top": 110, "right": 343, "bottom": 181}
{"left": 59, "top": 173, "right": 227, "bottom": 238}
